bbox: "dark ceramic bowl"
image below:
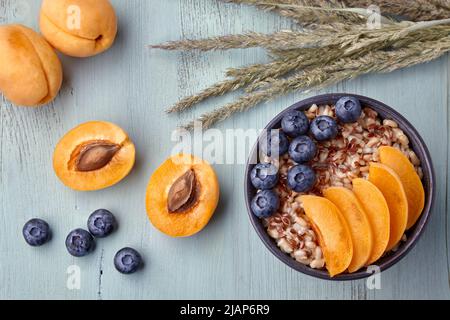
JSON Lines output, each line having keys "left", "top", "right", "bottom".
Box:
{"left": 245, "top": 93, "right": 435, "bottom": 280}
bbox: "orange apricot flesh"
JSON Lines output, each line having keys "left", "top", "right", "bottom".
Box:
{"left": 146, "top": 154, "right": 220, "bottom": 238}
{"left": 53, "top": 121, "right": 135, "bottom": 191}
{"left": 368, "top": 163, "right": 408, "bottom": 251}
{"left": 352, "top": 178, "right": 390, "bottom": 265}
{"left": 379, "top": 146, "right": 425, "bottom": 229}
{"left": 300, "top": 195, "right": 353, "bottom": 277}
{"left": 324, "top": 187, "right": 373, "bottom": 273}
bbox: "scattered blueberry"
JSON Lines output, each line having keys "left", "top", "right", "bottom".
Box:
{"left": 335, "top": 96, "right": 362, "bottom": 123}
{"left": 288, "top": 136, "right": 317, "bottom": 163}
{"left": 250, "top": 190, "right": 280, "bottom": 218}
{"left": 22, "top": 218, "right": 51, "bottom": 246}
{"left": 281, "top": 110, "right": 309, "bottom": 137}
{"left": 250, "top": 163, "right": 279, "bottom": 190}
{"left": 65, "top": 228, "right": 95, "bottom": 257}
{"left": 87, "top": 209, "right": 117, "bottom": 238}
{"left": 287, "top": 165, "right": 316, "bottom": 193}
{"left": 310, "top": 115, "right": 338, "bottom": 141}
{"left": 260, "top": 129, "right": 289, "bottom": 157}
{"left": 114, "top": 247, "right": 143, "bottom": 274}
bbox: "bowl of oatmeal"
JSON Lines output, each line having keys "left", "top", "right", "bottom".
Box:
{"left": 245, "top": 93, "right": 435, "bottom": 280}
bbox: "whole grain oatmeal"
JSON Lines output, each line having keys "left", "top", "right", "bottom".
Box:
{"left": 262, "top": 104, "right": 423, "bottom": 269}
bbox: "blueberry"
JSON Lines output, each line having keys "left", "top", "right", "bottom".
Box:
{"left": 288, "top": 136, "right": 317, "bottom": 163}
{"left": 335, "top": 96, "right": 362, "bottom": 123}
{"left": 250, "top": 163, "right": 279, "bottom": 190}
{"left": 287, "top": 165, "right": 316, "bottom": 193}
{"left": 310, "top": 116, "right": 338, "bottom": 141}
{"left": 65, "top": 229, "right": 95, "bottom": 257}
{"left": 114, "top": 247, "right": 143, "bottom": 274}
{"left": 87, "top": 209, "right": 117, "bottom": 238}
{"left": 260, "top": 129, "right": 289, "bottom": 157}
{"left": 281, "top": 110, "right": 309, "bottom": 137}
{"left": 22, "top": 218, "right": 51, "bottom": 246}
{"left": 250, "top": 190, "right": 279, "bottom": 218}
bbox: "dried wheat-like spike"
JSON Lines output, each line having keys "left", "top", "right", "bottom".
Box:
{"left": 168, "top": 51, "right": 314, "bottom": 113}
{"left": 343, "top": 0, "right": 450, "bottom": 21}
{"left": 182, "top": 36, "right": 450, "bottom": 130}
{"left": 167, "top": 20, "right": 450, "bottom": 114}
{"left": 225, "top": 0, "right": 450, "bottom": 22}
{"left": 151, "top": 1, "right": 450, "bottom": 129}
{"left": 221, "top": 0, "right": 368, "bottom": 25}
{"left": 432, "top": 0, "right": 450, "bottom": 12}
{"left": 149, "top": 31, "right": 296, "bottom": 51}
{"left": 149, "top": 30, "right": 349, "bottom": 52}
{"left": 170, "top": 46, "right": 340, "bottom": 113}
{"left": 152, "top": 20, "right": 439, "bottom": 54}
{"left": 166, "top": 78, "right": 244, "bottom": 113}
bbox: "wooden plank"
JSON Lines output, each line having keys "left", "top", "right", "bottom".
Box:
{"left": 0, "top": 0, "right": 449, "bottom": 299}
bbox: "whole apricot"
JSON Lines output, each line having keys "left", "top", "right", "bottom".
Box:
{"left": 40, "top": 0, "right": 118, "bottom": 57}
{"left": 0, "top": 24, "right": 63, "bottom": 107}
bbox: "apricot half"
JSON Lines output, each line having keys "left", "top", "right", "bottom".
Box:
{"left": 379, "top": 146, "right": 425, "bottom": 229}
{"left": 369, "top": 163, "right": 408, "bottom": 251}
{"left": 0, "top": 24, "right": 63, "bottom": 106}
{"left": 323, "top": 187, "right": 373, "bottom": 273}
{"left": 40, "top": 0, "right": 117, "bottom": 57}
{"left": 352, "top": 179, "right": 390, "bottom": 265}
{"left": 300, "top": 195, "right": 353, "bottom": 277}
{"left": 146, "top": 154, "right": 220, "bottom": 238}
{"left": 53, "top": 121, "right": 135, "bottom": 191}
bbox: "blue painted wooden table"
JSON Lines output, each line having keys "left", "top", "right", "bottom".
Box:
{"left": 1, "top": 0, "right": 449, "bottom": 299}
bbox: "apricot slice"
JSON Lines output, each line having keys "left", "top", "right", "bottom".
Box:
{"left": 379, "top": 146, "right": 425, "bottom": 229}
{"left": 352, "top": 178, "right": 390, "bottom": 265}
{"left": 300, "top": 195, "right": 353, "bottom": 277}
{"left": 53, "top": 121, "right": 135, "bottom": 191}
{"left": 146, "top": 154, "right": 220, "bottom": 238}
{"left": 323, "top": 187, "right": 373, "bottom": 273}
{"left": 369, "top": 163, "right": 408, "bottom": 251}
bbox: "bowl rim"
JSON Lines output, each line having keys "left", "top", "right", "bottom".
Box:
{"left": 245, "top": 93, "right": 436, "bottom": 281}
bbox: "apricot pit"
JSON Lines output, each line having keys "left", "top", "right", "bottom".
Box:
{"left": 167, "top": 169, "right": 199, "bottom": 213}
{"left": 75, "top": 141, "right": 121, "bottom": 172}
{"left": 53, "top": 121, "right": 135, "bottom": 191}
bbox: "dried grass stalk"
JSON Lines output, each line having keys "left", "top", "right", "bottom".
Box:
{"left": 149, "top": 0, "right": 450, "bottom": 130}
{"left": 343, "top": 0, "right": 450, "bottom": 21}
{"left": 224, "top": 0, "right": 450, "bottom": 22}
{"left": 182, "top": 36, "right": 450, "bottom": 130}
{"left": 221, "top": 0, "right": 367, "bottom": 25}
